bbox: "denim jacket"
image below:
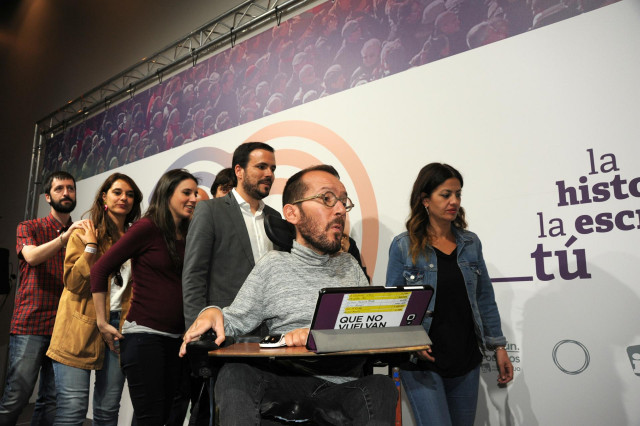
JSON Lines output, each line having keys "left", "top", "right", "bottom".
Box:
{"left": 386, "top": 227, "right": 506, "bottom": 350}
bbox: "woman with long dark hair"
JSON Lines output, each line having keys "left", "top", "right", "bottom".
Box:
{"left": 47, "top": 172, "right": 142, "bottom": 425}
{"left": 386, "top": 163, "right": 513, "bottom": 426}
{"left": 91, "top": 169, "right": 198, "bottom": 425}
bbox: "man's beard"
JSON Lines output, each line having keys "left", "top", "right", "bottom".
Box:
{"left": 297, "top": 209, "right": 343, "bottom": 255}
{"left": 242, "top": 177, "right": 271, "bottom": 200}
{"left": 50, "top": 197, "right": 76, "bottom": 214}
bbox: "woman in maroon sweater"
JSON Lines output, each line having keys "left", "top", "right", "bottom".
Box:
{"left": 91, "top": 169, "right": 198, "bottom": 425}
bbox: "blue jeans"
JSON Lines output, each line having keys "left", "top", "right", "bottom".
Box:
{"left": 0, "top": 334, "right": 56, "bottom": 426}
{"left": 215, "top": 362, "right": 398, "bottom": 425}
{"left": 52, "top": 312, "right": 126, "bottom": 426}
{"left": 401, "top": 365, "right": 480, "bottom": 426}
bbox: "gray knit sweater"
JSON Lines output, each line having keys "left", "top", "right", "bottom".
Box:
{"left": 218, "top": 240, "right": 369, "bottom": 382}
{"left": 221, "top": 241, "right": 368, "bottom": 337}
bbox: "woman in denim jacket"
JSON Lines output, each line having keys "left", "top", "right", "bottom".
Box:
{"left": 386, "top": 163, "right": 513, "bottom": 426}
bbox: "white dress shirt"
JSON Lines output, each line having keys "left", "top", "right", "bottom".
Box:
{"left": 232, "top": 188, "right": 273, "bottom": 262}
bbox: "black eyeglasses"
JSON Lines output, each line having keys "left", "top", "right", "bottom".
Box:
{"left": 291, "top": 191, "right": 354, "bottom": 212}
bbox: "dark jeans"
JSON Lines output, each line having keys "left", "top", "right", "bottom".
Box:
{"left": 215, "top": 362, "right": 397, "bottom": 426}
{"left": 0, "top": 335, "right": 56, "bottom": 426}
{"left": 119, "top": 333, "right": 182, "bottom": 426}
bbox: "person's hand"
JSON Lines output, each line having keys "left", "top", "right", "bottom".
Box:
{"left": 284, "top": 328, "right": 310, "bottom": 347}
{"left": 79, "top": 220, "right": 98, "bottom": 245}
{"left": 97, "top": 321, "right": 124, "bottom": 353}
{"left": 62, "top": 219, "right": 91, "bottom": 245}
{"left": 179, "top": 308, "right": 225, "bottom": 357}
{"left": 495, "top": 348, "right": 514, "bottom": 385}
{"left": 415, "top": 345, "right": 435, "bottom": 362}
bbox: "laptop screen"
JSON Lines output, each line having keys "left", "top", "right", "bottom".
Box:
{"left": 306, "top": 285, "right": 433, "bottom": 350}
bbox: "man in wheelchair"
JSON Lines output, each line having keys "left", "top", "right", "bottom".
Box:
{"left": 180, "top": 165, "right": 397, "bottom": 425}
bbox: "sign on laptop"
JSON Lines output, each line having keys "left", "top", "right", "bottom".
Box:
{"left": 306, "top": 285, "right": 433, "bottom": 352}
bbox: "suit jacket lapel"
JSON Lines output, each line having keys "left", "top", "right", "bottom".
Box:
{"left": 224, "top": 192, "right": 255, "bottom": 267}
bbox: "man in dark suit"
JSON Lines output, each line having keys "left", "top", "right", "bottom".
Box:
{"left": 172, "top": 142, "right": 280, "bottom": 425}
{"left": 182, "top": 142, "right": 280, "bottom": 328}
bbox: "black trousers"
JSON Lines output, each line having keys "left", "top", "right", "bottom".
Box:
{"left": 120, "top": 333, "right": 182, "bottom": 426}
{"left": 215, "top": 362, "right": 398, "bottom": 425}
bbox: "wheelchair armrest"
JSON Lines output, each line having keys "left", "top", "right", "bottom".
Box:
{"left": 186, "top": 330, "right": 235, "bottom": 378}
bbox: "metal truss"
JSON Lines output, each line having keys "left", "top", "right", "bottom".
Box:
{"left": 36, "top": 0, "right": 319, "bottom": 137}
{"left": 26, "top": 0, "right": 320, "bottom": 220}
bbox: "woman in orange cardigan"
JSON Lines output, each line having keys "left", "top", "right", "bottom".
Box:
{"left": 47, "top": 172, "right": 142, "bottom": 426}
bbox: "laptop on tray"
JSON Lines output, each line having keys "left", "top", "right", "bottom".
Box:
{"left": 306, "top": 285, "right": 434, "bottom": 353}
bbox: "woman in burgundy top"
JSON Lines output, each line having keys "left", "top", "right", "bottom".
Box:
{"left": 91, "top": 169, "right": 198, "bottom": 425}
